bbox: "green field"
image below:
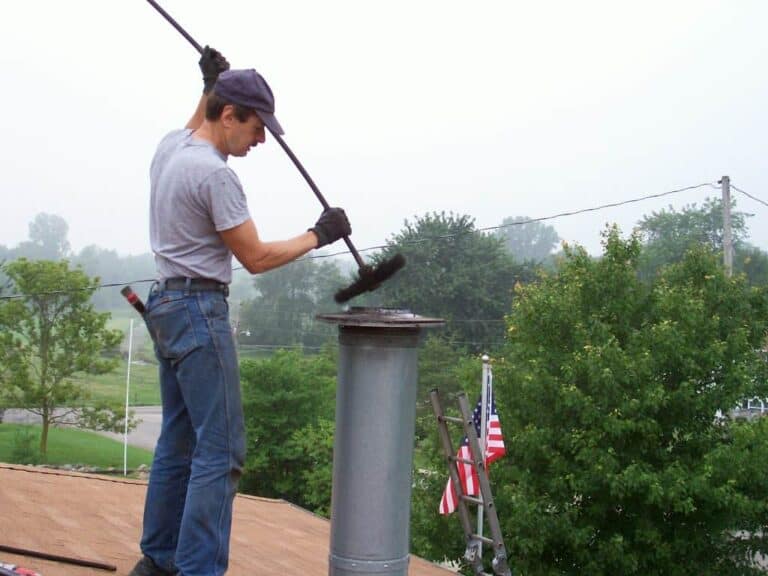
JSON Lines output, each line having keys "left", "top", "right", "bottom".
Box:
{"left": 0, "top": 423, "right": 154, "bottom": 468}
{"left": 71, "top": 310, "right": 163, "bottom": 406}
{"left": 73, "top": 361, "right": 161, "bottom": 406}
{"left": 71, "top": 309, "right": 304, "bottom": 406}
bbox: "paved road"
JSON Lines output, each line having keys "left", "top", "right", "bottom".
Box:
{"left": 3, "top": 406, "right": 161, "bottom": 451}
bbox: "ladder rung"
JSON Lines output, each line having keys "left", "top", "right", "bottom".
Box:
{"left": 449, "top": 456, "right": 476, "bottom": 465}
{"left": 440, "top": 415, "right": 464, "bottom": 424}
{"left": 461, "top": 495, "right": 483, "bottom": 505}
{"left": 470, "top": 534, "right": 495, "bottom": 545}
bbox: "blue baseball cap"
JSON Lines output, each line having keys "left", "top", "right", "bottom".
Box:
{"left": 213, "top": 69, "right": 284, "bottom": 135}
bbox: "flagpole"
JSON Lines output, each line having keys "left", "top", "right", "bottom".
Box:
{"left": 123, "top": 319, "right": 134, "bottom": 476}
{"left": 477, "top": 354, "right": 490, "bottom": 559}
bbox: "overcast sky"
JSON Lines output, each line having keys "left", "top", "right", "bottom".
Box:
{"left": 2, "top": 0, "right": 767, "bottom": 261}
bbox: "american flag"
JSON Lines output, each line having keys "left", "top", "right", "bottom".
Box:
{"left": 439, "top": 376, "right": 505, "bottom": 515}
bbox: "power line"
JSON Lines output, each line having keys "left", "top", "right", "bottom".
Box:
{"left": 0, "top": 181, "right": 719, "bottom": 301}
{"left": 476, "top": 182, "right": 719, "bottom": 234}
{"left": 731, "top": 184, "right": 768, "bottom": 209}
{"left": 296, "top": 182, "right": 720, "bottom": 253}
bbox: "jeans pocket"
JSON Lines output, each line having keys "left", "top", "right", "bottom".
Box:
{"left": 147, "top": 299, "right": 200, "bottom": 363}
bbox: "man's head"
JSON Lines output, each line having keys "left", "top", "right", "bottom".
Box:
{"left": 209, "top": 69, "right": 283, "bottom": 135}
{"left": 204, "top": 69, "right": 283, "bottom": 157}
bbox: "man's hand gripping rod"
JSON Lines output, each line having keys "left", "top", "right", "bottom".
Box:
{"left": 144, "top": 0, "right": 405, "bottom": 303}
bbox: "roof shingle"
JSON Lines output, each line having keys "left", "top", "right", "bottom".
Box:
{"left": 0, "top": 464, "right": 452, "bottom": 575}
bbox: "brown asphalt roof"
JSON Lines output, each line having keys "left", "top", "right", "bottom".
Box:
{"left": 0, "top": 464, "right": 453, "bottom": 576}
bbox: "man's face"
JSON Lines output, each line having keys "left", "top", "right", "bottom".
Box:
{"left": 224, "top": 110, "right": 266, "bottom": 157}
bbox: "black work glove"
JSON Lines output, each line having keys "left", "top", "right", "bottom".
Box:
{"left": 310, "top": 207, "right": 351, "bottom": 248}
{"left": 199, "top": 46, "right": 230, "bottom": 94}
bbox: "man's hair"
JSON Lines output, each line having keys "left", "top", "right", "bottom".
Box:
{"left": 205, "top": 92, "right": 258, "bottom": 122}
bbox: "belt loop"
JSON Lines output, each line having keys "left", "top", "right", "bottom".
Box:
{"left": 158, "top": 279, "right": 166, "bottom": 292}
{"left": 184, "top": 277, "right": 191, "bottom": 296}
{"left": 223, "top": 285, "right": 229, "bottom": 298}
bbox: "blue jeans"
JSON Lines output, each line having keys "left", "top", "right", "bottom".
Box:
{"left": 140, "top": 286, "right": 245, "bottom": 576}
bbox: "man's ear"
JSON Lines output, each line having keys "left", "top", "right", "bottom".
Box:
{"left": 221, "top": 104, "right": 236, "bottom": 127}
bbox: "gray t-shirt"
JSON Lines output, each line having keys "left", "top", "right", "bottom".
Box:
{"left": 150, "top": 129, "right": 250, "bottom": 284}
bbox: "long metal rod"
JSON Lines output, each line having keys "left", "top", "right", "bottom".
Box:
{"left": 0, "top": 544, "right": 116, "bottom": 572}
{"left": 270, "top": 131, "right": 366, "bottom": 268}
{"left": 123, "top": 318, "right": 134, "bottom": 476}
{"left": 478, "top": 356, "right": 490, "bottom": 557}
{"left": 143, "top": 0, "right": 367, "bottom": 270}
{"left": 145, "top": 0, "right": 203, "bottom": 52}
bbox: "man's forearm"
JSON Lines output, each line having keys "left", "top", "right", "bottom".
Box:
{"left": 185, "top": 94, "right": 208, "bottom": 130}
{"left": 239, "top": 232, "right": 319, "bottom": 274}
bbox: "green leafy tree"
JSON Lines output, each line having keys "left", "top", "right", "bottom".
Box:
{"left": 636, "top": 197, "right": 768, "bottom": 285}
{"left": 373, "top": 212, "right": 538, "bottom": 352}
{"left": 0, "top": 260, "right": 8, "bottom": 423}
{"left": 495, "top": 216, "right": 560, "bottom": 263}
{"left": 735, "top": 244, "right": 768, "bottom": 286}
{"left": 239, "top": 348, "right": 337, "bottom": 503}
{"left": 14, "top": 213, "right": 71, "bottom": 260}
{"left": 283, "top": 418, "right": 336, "bottom": 516}
{"left": 492, "top": 227, "right": 768, "bottom": 575}
{"left": 0, "top": 259, "right": 129, "bottom": 455}
{"left": 239, "top": 258, "right": 343, "bottom": 349}
{"left": 410, "top": 437, "right": 467, "bottom": 566}
{"left": 412, "top": 336, "right": 487, "bottom": 441}
{"left": 72, "top": 245, "right": 156, "bottom": 309}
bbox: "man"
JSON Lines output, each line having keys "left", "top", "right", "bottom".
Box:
{"left": 130, "top": 48, "right": 351, "bottom": 576}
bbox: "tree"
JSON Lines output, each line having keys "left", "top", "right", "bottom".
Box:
{"left": 238, "top": 257, "right": 344, "bottom": 349}
{"left": 14, "top": 213, "right": 71, "bottom": 260}
{"left": 0, "top": 259, "right": 128, "bottom": 455}
{"left": 72, "top": 246, "right": 157, "bottom": 310}
{"left": 491, "top": 227, "right": 768, "bottom": 574}
{"left": 373, "top": 212, "right": 538, "bottom": 352}
{"left": 635, "top": 197, "right": 768, "bottom": 285}
{"left": 735, "top": 244, "right": 768, "bottom": 286}
{"left": 282, "top": 418, "right": 336, "bottom": 516}
{"left": 239, "top": 348, "right": 337, "bottom": 504}
{"left": 494, "top": 216, "right": 560, "bottom": 263}
{"left": 411, "top": 336, "right": 487, "bottom": 441}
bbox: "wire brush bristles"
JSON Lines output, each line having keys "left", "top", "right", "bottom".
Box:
{"left": 334, "top": 254, "right": 406, "bottom": 304}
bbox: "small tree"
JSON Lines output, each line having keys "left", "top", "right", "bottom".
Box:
{"left": 239, "top": 257, "right": 342, "bottom": 348}
{"left": 14, "top": 212, "right": 71, "bottom": 260}
{"left": 373, "top": 212, "right": 537, "bottom": 351}
{"left": 495, "top": 216, "right": 560, "bottom": 263}
{"left": 0, "top": 259, "right": 128, "bottom": 455}
{"left": 239, "top": 348, "right": 337, "bottom": 503}
{"left": 495, "top": 227, "right": 768, "bottom": 575}
{"left": 635, "top": 197, "right": 768, "bottom": 284}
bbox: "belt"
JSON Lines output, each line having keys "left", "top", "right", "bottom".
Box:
{"left": 159, "top": 277, "right": 229, "bottom": 295}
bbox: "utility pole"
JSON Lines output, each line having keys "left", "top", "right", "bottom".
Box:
{"left": 721, "top": 175, "right": 733, "bottom": 277}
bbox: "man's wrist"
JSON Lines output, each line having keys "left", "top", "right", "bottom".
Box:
{"left": 308, "top": 229, "right": 321, "bottom": 248}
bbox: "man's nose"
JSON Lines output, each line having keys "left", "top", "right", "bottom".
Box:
{"left": 254, "top": 129, "right": 266, "bottom": 144}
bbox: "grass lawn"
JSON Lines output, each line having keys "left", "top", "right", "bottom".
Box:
{"left": 72, "top": 361, "right": 161, "bottom": 406}
{"left": 65, "top": 309, "right": 163, "bottom": 406}
{"left": 0, "top": 423, "right": 154, "bottom": 469}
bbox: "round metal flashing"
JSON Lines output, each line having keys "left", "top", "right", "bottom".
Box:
{"left": 317, "top": 307, "right": 445, "bottom": 329}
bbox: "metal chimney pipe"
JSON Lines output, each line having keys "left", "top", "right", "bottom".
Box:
{"left": 317, "top": 308, "right": 444, "bottom": 576}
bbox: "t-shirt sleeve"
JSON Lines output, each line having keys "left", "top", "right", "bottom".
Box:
{"left": 203, "top": 168, "right": 252, "bottom": 231}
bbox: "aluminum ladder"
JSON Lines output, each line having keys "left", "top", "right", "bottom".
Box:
{"left": 430, "top": 389, "right": 512, "bottom": 576}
